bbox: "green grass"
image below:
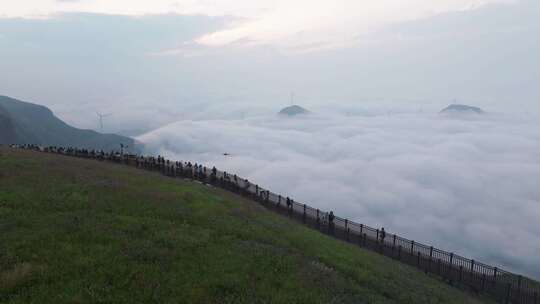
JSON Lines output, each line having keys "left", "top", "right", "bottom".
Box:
{"left": 0, "top": 147, "right": 494, "bottom": 304}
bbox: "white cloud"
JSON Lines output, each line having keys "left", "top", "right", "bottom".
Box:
{"left": 138, "top": 111, "right": 540, "bottom": 279}
{"left": 0, "top": 0, "right": 515, "bottom": 49}
{"left": 194, "top": 0, "right": 517, "bottom": 49}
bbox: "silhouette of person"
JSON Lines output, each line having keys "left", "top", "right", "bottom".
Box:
{"left": 243, "top": 179, "right": 250, "bottom": 194}
{"left": 328, "top": 211, "right": 335, "bottom": 234}
{"left": 380, "top": 227, "right": 386, "bottom": 243}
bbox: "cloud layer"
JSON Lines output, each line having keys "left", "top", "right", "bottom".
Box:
{"left": 0, "top": 0, "right": 515, "bottom": 49}
{"left": 138, "top": 112, "right": 540, "bottom": 279}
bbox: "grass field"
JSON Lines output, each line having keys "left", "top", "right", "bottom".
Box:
{"left": 0, "top": 147, "right": 495, "bottom": 303}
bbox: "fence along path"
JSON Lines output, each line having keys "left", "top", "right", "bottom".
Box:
{"left": 11, "top": 145, "right": 540, "bottom": 304}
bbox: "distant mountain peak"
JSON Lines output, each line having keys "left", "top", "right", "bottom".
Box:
{"left": 0, "top": 95, "right": 139, "bottom": 152}
{"left": 440, "top": 104, "right": 484, "bottom": 114}
{"left": 278, "top": 105, "right": 310, "bottom": 116}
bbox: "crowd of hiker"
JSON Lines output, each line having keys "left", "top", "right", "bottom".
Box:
{"left": 7, "top": 144, "right": 362, "bottom": 238}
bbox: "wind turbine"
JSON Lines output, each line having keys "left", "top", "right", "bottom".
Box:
{"left": 96, "top": 112, "right": 112, "bottom": 133}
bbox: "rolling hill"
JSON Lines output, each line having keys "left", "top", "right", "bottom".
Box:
{"left": 0, "top": 147, "right": 494, "bottom": 304}
{"left": 0, "top": 95, "right": 138, "bottom": 152}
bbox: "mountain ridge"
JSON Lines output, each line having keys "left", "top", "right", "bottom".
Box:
{"left": 0, "top": 95, "right": 139, "bottom": 152}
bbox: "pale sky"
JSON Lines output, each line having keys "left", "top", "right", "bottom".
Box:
{"left": 1, "top": 0, "right": 516, "bottom": 49}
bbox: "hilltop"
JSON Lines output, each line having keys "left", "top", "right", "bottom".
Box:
{"left": 0, "top": 95, "right": 138, "bottom": 152}
{"left": 440, "top": 104, "right": 484, "bottom": 114}
{"left": 278, "top": 105, "right": 310, "bottom": 116}
{"left": 0, "top": 147, "right": 494, "bottom": 304}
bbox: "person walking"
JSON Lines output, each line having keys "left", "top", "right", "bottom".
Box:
{"left": 286, "top": 197, "right": 291, "bottom": 215}
{"left": 328, "top": 211, "right": 335, "bottom": 235}
{"left": 289, "top": 198, "right": 294, "bottom": 216}
{"left": 380, "top": 227, "right": 386, "bottom": 244}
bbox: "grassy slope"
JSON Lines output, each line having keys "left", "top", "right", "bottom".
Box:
{"left": 0, "top": 148, "right": 493, "bottom": 304}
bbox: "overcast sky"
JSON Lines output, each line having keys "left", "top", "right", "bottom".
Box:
{"left": 0, "top": 0, "right": 539, "bottom": 132}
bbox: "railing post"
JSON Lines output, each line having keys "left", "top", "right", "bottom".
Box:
{"left": 517, "top": 275, "right": 522, "bottom": 300}
{"left": 470, "top": 259, "right": 475, "bottom": 284}
{"left": 363, "top": 233, "right": 367, "bottom": 247}
{"left": 417, "top": 251, "right": 421, "bottom": 267}
{"left": 360, "top": 224, "right": 363, "bottom": 234}
{"left": 411, "top": 241, "right": 415, "bottom": 255}
{"left": 398, "top": 245, "right": 402, "bottom": 261}
{"left": 449, "top": 253, "right": 454, "bottom": 283}
{"left": 347, "top": 228, "right": 350, "bottom": 242}
{"left": 459, "top": 266, "right": 463, "bottom": 283}
{"left": 481, "top": 274, "right": 486, "bottom": 292}
{"left": 316, "top": 209, "right": 320, "bottom": 228}
{"left": 345, "top": 219, "right": 349, "bottom": 241}
{"left": 493, "top": 267, "right": 498, "bottom": 287}
{"left": 303, "top": 204, "right": 306, "bottom": 223}
{"left": 438, "top": 258, "right": 442, "bottom": 276}
{"left": 505, "top": 282, "right": 512, "bottom": 304}
{"left": 429, "top": 246, "right": 433, "bottom": 273}
{"left": 376, "top": 229, "right": 379, "bottom": 243}
{"left": 392, "top": 235, "right": 396, "bottom": 256}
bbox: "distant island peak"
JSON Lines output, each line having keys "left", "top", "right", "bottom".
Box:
{"left": 440, "top": 104, "right": 484, "bottom": 114}
{"left": 278, "top": 105, "right": 310, "bottom": 116}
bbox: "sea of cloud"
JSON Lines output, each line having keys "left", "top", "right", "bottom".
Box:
{"left": 138, "top": 112, "right": 540, "bottom": 279}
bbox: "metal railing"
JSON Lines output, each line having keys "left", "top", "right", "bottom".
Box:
{"left": 9, "top": 144, "right": 540, "bottom": 304}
